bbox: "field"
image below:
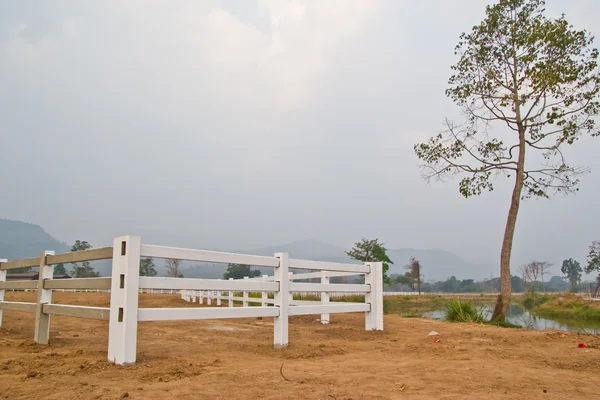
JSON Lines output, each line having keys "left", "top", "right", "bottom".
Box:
{"left": 1, "top": 292, "right": 600, "bottom": 399}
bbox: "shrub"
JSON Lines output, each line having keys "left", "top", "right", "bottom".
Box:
{"left": 523, "top": 296, "right": 535, "bottom": 310}
{"left": 443, "top": 299, "right": 487, "bottom": 324}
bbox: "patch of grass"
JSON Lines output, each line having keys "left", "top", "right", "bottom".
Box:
{"left": 443, "top": 299, "right": 487, "bottom": 324}
{"left": 534, "top": 296, "right": 600, "bottom": 321}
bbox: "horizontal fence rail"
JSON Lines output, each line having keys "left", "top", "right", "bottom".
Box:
{"left": 43, "top": 304, "right": 110, "bottom": 321}
{"left": 0, "top": 301, "right": 36, "bottom": 313}
{"left": 0, "top": 235, "right": 384, "bottom": 367}
{"left": 44, "top": 277, "right": 112, "bottom": 290}
{"left": 139, "top": 277, "right": 279, "bottom": 292}
{"left": 0, "top": 280, "right": 39, "bottom": 290}
{"left": 138, "top": 306, "right": 280, "bottom": 322}
{"left": 0, "top": 257, "right": 40, "bottom": 271}
{"left": 140, "top": 245, "right": 280, "bottom": 267}
{"left": 46, "top": 247, "right": 113, "bottom": 266}
{"left": 289, "top": 258, "right": 370, "bottom": 274}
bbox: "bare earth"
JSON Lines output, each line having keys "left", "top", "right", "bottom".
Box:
{"left": 1, "top": 292, "right": 599, "bottom": 400}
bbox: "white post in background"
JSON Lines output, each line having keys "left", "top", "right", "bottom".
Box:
{"left": 34, "top": 250, "right": 55, "bottom": 344}
{"left": 216, "top": 291, "right": 222, "bottom": 306}
{"left": 108, "top": 236, "right": 141, "bottom": 366}
{"left": 365, "top": 262, "right": 384, "bottom": 331}
{"left": 0, "top": 260, "right": 6, "bottom": 328}
{"left": 243, "top": 277, "right": 249, "bottom": 307}
{"left": 261, "top": 275, "right": 268, "bottom": 306}
{"left": 207, "top": 291, "right": 212, "bottom": 305}
{"left": 228, "top": 278, "right": 234, "bottom": 307}
{"left": 320, "top": 271, "right": 330, "bottom": 324}
{"left": 273, "top": 253, "right": 289, "bottom": 348}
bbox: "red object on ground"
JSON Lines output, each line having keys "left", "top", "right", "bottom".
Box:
{"left": 433, "top": 339, "right": 441, "bottom": 343}
{"left": 577, "top": 343, "right": 587, "bottom": 348}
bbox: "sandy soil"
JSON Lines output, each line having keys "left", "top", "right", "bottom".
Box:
{"left": 1, "top": 292, "right": 599, "bottom": 400}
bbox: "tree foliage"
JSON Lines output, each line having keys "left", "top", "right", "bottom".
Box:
{"left": 346, "top": 238, "right": 394, "bottom": 284}
{"left": 53, "top": 263, "right": 67, "bottom": 275}
{"left": 223, "top": 264, "right": 261, "bottom": 280}
{"left": 414, "top": 0, "right": 600, "bottom": 320}
{"left": 70, "top": 240, "right": 99, "bottom": 278}
{"left": 139, "top": 257, "right": 157, "bottom": 277}
{"left": 165, "top": 258, "right": 183, "bottom": 278}
{"left": 561, "top": 258, "right": 582, "bottom": 289}
{"left": 404, "top": 257, "right": 423, "bottom": 294}
{"left": 585, "top": 240, "right": 600, "bottom": 274}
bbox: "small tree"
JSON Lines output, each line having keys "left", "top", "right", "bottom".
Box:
{"left": 520, "top": 261, "right": 540, "bottom": 300}
{"left": 561, "top": 258, "right": 582, "bottom": 290}
{"left": 165, "top": 258, "right": 183, "bottom": 277}
{"left": 139, "top": 257, "right": 157, "bottom": 277}
{"left": 70, "top": 240, "right": 99, "bottom": 278}
{"left": 585, "top": 241, "right": 600, "bottom": 297}
{"left": 53, "top": 263, "right": 67, "bottom": 275}
{"left": 346, "top": 238, "right": 394, "bottom": 284}
{"left": 584, "top": 240, "right": 600, "bottom": 274}
{"left": 223, "top": 264, "right": 261, "bottom": 280}
{"left": 404, "top": 257, "right": 423, "bottom": 294}
{"left": 414, "top": 0, "right": 600, "bottom": 320}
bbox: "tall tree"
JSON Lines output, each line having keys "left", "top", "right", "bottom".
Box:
{"left": 404, "top": 257, "right": 423, "bottom": 294}
{"left": 223, "top": 264, "right": 261, "bottom": 280}
{"left": 70, "top": 240, "right": 99, "bottom": 278}
{"left": 414, "top": 0, "right": 600, "bottom": 320}
{"left": 346, "top": 238, "right": 394, "bottom": 284}
{"left": 165, "top": 258, "right": 183, "bottom": 278}
{"left": 139, "top": 257, "right": 157, "bottom": 277}
{"left": 561, "top": 258, "right": 582, "bottom": 290}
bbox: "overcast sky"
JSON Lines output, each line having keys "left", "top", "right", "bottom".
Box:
{"left": 1, "top": 0, "right": 599, "bottom": 276}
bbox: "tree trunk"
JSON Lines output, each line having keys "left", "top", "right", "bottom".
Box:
{"left": 492, "top": 129, "right": 526, "bottom": 321}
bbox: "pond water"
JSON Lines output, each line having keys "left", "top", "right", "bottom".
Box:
{"left": 423, "top": 304, "right": 600, "bottom": 335}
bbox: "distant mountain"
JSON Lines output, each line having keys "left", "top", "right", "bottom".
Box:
{"left": 180, "top": 239, "right": 494, "bottom": 281}
{"left": 0, "top": 219, "right": 494, "bottom": 281}
{"left": 0, "top": 219, "right": 70, "bottom": 261}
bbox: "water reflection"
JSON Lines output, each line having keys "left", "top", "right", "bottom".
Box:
{"left": 423, "top": 304, "right": 600, "bottom": 335}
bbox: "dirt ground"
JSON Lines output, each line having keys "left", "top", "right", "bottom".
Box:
{"left": 1, "top": 292, "right": 599, "bottom": 400}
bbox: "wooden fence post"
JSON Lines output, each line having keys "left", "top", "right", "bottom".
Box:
{"left": 365, "top": 262, "right": 384, "bottom": 331}
{"left": 228, "top": 278, "right": 234, "bottom": 307}
{"left": 0, "top": 260, "right": 6, "bottom": 328}
{"left": 34, "top": 251, "right": 55, "bottom": 344}
{"left": 216, "top": 291, "right": 222, "bottom": 306}
{"left": 320, "top": 271, "right": 330, "bottom": 324}
{"left": 261, "top": 275, "right": 268, "bottom": 306}
{"left": 243, "top": 277, "right": 249, "bottom": 307}
{"left": 108, "top": 236, "right": 141, "bottom": 366}
{"left": 273, "top": 252, "right": 289, "bottom": 348}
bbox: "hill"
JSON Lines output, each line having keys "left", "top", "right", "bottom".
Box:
{"left": 0, "top": 219, "right": 70, "bottom": 262}
{"left": 180, "top": 239, "right": 494, "bottom": 281}
{"left": 0, "top": 219, "right": 494, "bottom": 280}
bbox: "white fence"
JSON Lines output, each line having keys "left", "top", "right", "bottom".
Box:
{"left": 0, "top": 235, "right": 384, "bottom": 366}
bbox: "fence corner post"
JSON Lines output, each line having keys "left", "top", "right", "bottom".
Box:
{"left": 0, "top": 259, "right": 6, "bottom": 328}
{"left": 365, "top": 262, "right": 383, "bottom": 331}
{"left": 273, "top": 252, "right": 289, "bottom": 348}
{"left": 320, "top": 271, "right": 330, "bottom": 324}
{"left": 34, "top": 250, "right": 55, "bottom": 344}
{"left": 108, "top": 235, "right": 141, "bottom": 366}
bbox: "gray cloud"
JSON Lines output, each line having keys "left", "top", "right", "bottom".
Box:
{"left": 1, "top": 0, "right": 599, "bottom": 278}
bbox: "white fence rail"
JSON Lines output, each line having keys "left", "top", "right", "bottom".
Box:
{"left": 0, "top": 235, "right": 384, "bottom": 366}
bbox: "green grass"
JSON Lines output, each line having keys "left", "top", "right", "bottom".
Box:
{"left": 443, "top": 299, "right": 487, "bottom": 324}
{"left": 534, "top": 296, "right": 600, "bottom": 321}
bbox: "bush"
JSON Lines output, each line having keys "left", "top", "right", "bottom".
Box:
{"left": 443, "top": 299, "right": 487, "bottom": 324}
{"left": 523, "top": 296, "right": 535, "bottom": 310}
